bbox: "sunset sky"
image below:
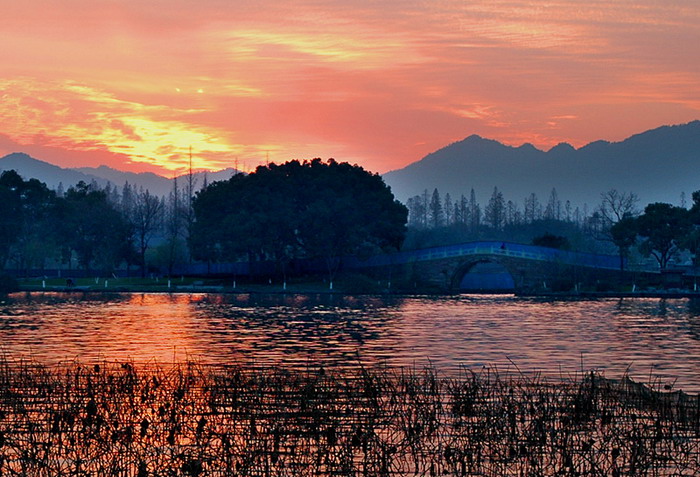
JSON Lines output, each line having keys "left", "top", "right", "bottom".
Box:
{"left": 1, "top": 0, "right": 699, "bottom": 175}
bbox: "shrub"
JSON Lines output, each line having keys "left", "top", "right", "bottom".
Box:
{"left": 0, "top": 274, "right": 18, "bottom": 293}
{"left": 532, "top": 233, "right": 571, "bottom": 250}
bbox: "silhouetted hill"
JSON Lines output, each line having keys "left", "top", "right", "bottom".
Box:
{"left": 3, "top": 121, "right": 699, "bottom": 208}
{"left": 0, "top": 153, "right": 240, "bottom": 197}
{"left": 76, "top": 165, "right": 237, "bottom": 197}
{"left": 383, "top": 121, "right": 700, "bottom": 208}
{"left": 0, "top": 153, "right": 110, "bottom": 190}
{"left": 74, "top": 165, "right": 173, "bottom": 196}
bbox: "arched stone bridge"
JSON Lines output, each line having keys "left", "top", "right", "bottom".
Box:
{"left": 343, "top": 241, "right": 628, "bottom": 292}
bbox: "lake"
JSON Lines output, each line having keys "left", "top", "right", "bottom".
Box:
{"left": 2, "top": 291, "right": 700, "bottom": 391}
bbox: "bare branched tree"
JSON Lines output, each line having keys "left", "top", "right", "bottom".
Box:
{"left": 132, "top": 188, "right": 163, "bottom": 277}
{"left": 590, "top": 190, "right": 639, "bottom": 240}
{"left": 594, "top": 190, "right": 640, "bottom": 271}
{"left": 598, "top": 189, "right": 639, "bottom": 225}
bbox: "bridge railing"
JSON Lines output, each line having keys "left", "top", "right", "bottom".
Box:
{"left": 343, "top": 241, "right": 622, "bottom": 270}
{"left": 165, "top": 241, "right": 623, "bottom": 276}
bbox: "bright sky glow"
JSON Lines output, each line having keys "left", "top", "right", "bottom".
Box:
{"left": 1, "top": 0, "right": 698, "bottom": 174}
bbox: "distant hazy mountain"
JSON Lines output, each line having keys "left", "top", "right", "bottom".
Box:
{"left": 73, "top": 165, "right": 174, "bottom": 197}
{"left": 0, "top": 153, "right": 240, "bottom": 197}
{"left": 382, "top": 121, "right": 700, "bottom": 209}
{"left": 3, "top": 121, "right": 699, "bottom": 208}
{"left": 76, "top": 165, "right": 238, "bottom": 197}
{"left": 0, "top": 153, "right": 110, "bottom": 190}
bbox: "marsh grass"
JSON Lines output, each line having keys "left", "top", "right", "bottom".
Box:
{"left": 0, "top": 358, "right": 698, "bottom": 476}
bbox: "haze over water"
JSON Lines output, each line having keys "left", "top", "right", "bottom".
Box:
{"left": 2, "top": 292, "right": 699, "bottom": 392}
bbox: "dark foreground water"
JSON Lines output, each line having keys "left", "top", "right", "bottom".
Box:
{"left": 1, "top": 292, "right": 700, "bottom": 391}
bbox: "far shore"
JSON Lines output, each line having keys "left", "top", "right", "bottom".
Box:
{"left": 12, "top": 279, "right": 700, "bottom": 299}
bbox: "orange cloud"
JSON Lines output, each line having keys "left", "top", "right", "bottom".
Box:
{"left": 0, "top": 79, "right": 240, "bottom": 172}
{"left": 0, "top": 0, "right": 698, "bottom": 174}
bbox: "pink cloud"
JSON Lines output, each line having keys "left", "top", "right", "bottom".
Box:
{"left": 0, "top": 0, "right": 698, "bottom": 174}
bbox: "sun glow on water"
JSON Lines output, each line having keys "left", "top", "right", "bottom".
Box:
{"left": 3, "top": 293, "right": 700, "bottom": 392}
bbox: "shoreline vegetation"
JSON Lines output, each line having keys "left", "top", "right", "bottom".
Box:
{"left": 8, "top": 275, "right": 700, "bottom": 298}
{"left": 5, "top": 164, "right": 700, "bottom": 300}
{"left": 0, "top": 360, "right": 698, "bottom": 475}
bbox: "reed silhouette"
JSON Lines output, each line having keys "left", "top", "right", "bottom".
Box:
{"left": 0, "top": 359, "right": 698, "bottom": 475}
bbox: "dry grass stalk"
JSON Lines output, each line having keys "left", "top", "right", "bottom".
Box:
{"left": 0, "top": 359, "right": 698, "bottom": 476}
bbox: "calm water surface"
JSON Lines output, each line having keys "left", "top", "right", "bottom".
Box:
{"left": 1, "top": 292, "right": 700, "bottom": 391}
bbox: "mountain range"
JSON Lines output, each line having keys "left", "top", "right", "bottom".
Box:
{"left": 1, "top": 120, "right": 699, "bottom": 208}
{"left": 0, "top": 153, "right": 238, "bottom": 198}
{"left": 383, "top": 120, "right": 700, "bottom": 209}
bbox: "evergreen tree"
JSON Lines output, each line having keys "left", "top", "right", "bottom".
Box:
{"left": 485, "top": 187, "right": 505, "bottom": 230}
{"left": 0, "top": 171, "right": 59, "bottom": 271}
{"left": 544, "top": 188, "right": 561, "bottom": 221}
{"left": 443, "top": 193, "right": 453, "bottom": 226}
{"left": 505, "top": 200, "right": 520, "bottom": 226}
{"left": 164, "top": 177, "right": 186, "bottom": 275}
{"left": 610, "top": 215, "right": 638, "bottom": 271}
{"left": 429, "top": 188, "right": 444, "bottom": 229}
{"left": 420, "top": 189, "right": 429, "bottom": 228}
{"left": 121, "top": 182, "right": 134, "bottom": 217}
{"left": 524, "top": 193, "right": 540, "bottom": 224}
{"left": 407, "top": 194, "right": 427, "bottom": 229}
{"left": 468, "top": 188, "right": 481, "bottom": 232}
{"left": 184, "top": 154, "right": 198, "bottom": 262}
{"left": 458, "top": 194, "right": 469, "bottom": 227}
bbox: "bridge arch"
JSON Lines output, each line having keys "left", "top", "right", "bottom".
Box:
{"left": 451, "top": 258, "right": 517, "bottom": 292}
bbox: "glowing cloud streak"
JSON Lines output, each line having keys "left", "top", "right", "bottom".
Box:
{"left": 0, "top": 0, "right": 698, "bottom": 173}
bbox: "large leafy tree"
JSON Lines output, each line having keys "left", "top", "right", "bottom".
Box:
{"left": 609, "top": 214, "right": 638, "bottom": 272}
{"left": 636, "top": 202, "right": 690, "bottom": 270}
{"left": 0, "top": 170, "right": 60, "bottom": 271}
{"left": 0, "top": 171, "right": 25, "bottom": 268}
{"left": 190, "top": 159, "right": 408, "bottom": 280}
{"left": 59, "top": 181, "right": 134, "bottom": 272}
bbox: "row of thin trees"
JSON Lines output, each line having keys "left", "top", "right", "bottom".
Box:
{"left": 407, "top": 187, "right": 596, "bottom": 232}
{"left": 4, "top": 162, "right": 696, "bottom": 277}
{"left": 0, "top": 169, "right": 205, "bottom": 276}
{"left": 408, "top": 184, "right": 700, "bottom": 273}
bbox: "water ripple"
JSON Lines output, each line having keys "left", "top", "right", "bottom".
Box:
{"left": 1, "top": 292, "right": 699, "bottom": 391}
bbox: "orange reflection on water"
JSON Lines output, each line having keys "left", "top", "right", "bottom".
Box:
{"left": 2, "top": 293, "right": 700, "bottom": 392}
{"left": 87, "top": 292, "right": 211, "bottom": 363}
{"left": 0, "top": 292, "right": 400, "bottom": 369}
{"left": 1, "top": 292, "right": 214, "bottom": 364}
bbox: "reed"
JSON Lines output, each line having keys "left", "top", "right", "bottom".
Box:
{"left": 0, "top": 358, "right": 698, "bottom": 476}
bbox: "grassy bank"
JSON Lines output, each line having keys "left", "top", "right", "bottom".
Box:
{"left": 17, "top": 276, "right": 700, "bottom": 298}
{"left": 0, "top": 360, "right": 698, "bottom": 475}
{"left": 15, "top": 274, "right": 402, "bottom": 295}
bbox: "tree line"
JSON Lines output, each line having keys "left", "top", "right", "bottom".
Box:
{"left": 0, "top": 169, "right": 192, "bottom": 276}
{"left": 2, "top": 161, "right": 697, "bottom": 278}
{"left": 407, "top": 187, "right": 591, "bottom": 232}
{"left": 407, "top": 185, "right": 700, "bottom": 272}
{"left": 0, "top": 160, "right": 408, "bottom": 280}
{"left": 609, "top": 196, "right": 700, "bottom": 271}
{"left": 404, "top": 187, "right": 606, "bottom": 253}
